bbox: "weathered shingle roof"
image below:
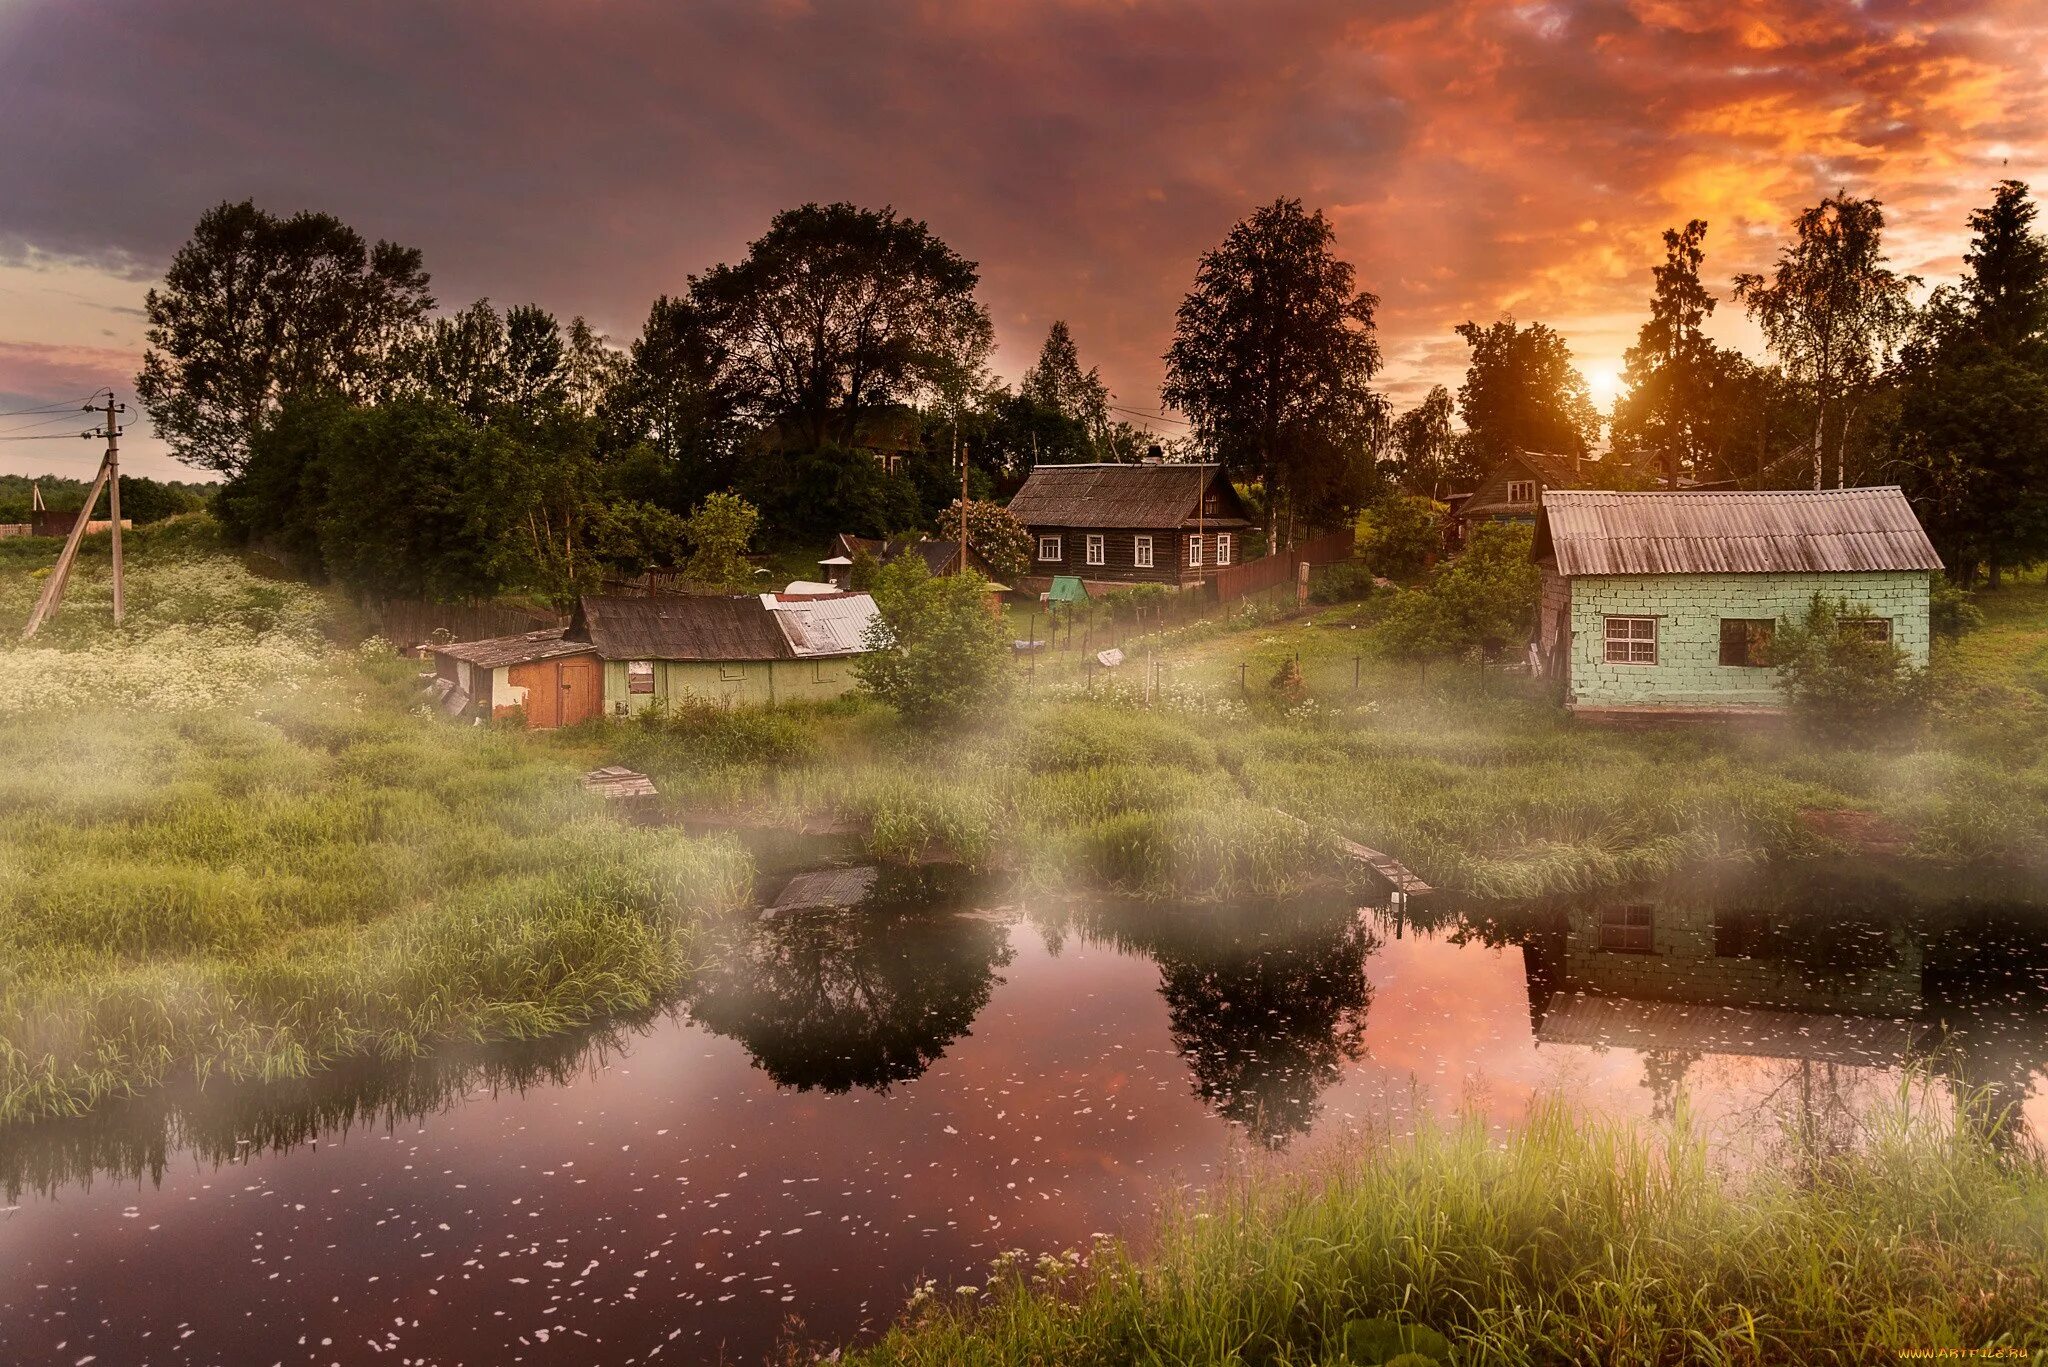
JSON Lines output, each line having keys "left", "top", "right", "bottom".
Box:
{"left": 1535, "top": 487, "right": 1943, "bottom": 576}
{"left": 431, "top": 628, "right": 592, "bottom": 668}
{"left": 570, "top": 596, "right": 795, "bottom": 661}
{"left": 1006, "top": 463, "right": 1246, "bottom": 530}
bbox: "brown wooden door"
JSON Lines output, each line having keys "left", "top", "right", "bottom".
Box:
{"left": 558, "top": 659, "right": 599, "bottom": 726}
{"left": 508, "top": 659, "right": 559, "bottom": 728}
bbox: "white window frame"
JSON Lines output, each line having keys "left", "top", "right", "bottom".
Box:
{"left": 1845, "top": 616, "right": 1893, "bottom": 643}
{"left": 1215, "top": 533, "right": 1233, "bottom": 566}
{"left": 1507, "top": 479, "right": 1537, "bottom": 506}
{"left": 1604, "top": 615, "right": 1658, "bottom": 665}
{"left": 1085, "top": 534, "right": 1105, "bottom": 566}
{"left": 1187, "top": 534, "right": 1204, "bottom": 567}
{"left": 626, "top": 660, "right": 656, "bottom": 696}
{"left": 1037, "top": 535, "right": 1062, "bottom": 562}
{"left": 1133, "top": 535, "right": 1153, "bottom": 568}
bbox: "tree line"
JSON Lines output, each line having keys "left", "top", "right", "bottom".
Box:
{"left": 139, "top": 181, "right": 2048, "bottom": 603}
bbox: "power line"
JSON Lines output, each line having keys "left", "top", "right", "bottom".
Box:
{"left": 0, "top": 432, "right": 94, "bottom": 442}
{"left": 0, "top": 412, "right": 90, "bottom": 436}
{"left": 0, "top": 390, "right": 107, "bottom": 419}
{"left": 1108, "top": 403, "right": 1191, "bottom": 426}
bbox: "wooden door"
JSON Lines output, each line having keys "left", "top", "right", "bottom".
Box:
{"left": 558, "top": 659, "right": 599, "bottom": 726}
{"left": 508, "top": 659, "right": 560, "bottom": 728}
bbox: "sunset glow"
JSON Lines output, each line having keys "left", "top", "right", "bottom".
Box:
{"left": 1, "top": 0, "right": 2046, "bottom": 475}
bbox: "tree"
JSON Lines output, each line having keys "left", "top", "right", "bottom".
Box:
{"left": 563, "top": 317, "right": 628, "bottom": 418}
{"left": 1019, "top": 320, "right": 1111, "bottom": 457}
{"left": 136, "top": 200, "right": 433, "bottom": 474}
{"left": 1962, "top": 179, "right": 2048, "bottom": 355}
{"left": 690, "top": 202, "right": 993, "bottom": 449}
{"left": 855, "top": 556, "right": 1010, "bottom": 722}
{"left": 680, "top": 491, "right": 760, "bottom": 590}
{"left": 1890, "top": 181, "right": 2048, "bottom": 584}
{"left": 935, "top": 497, "right": 1030, "bottom": 581}
{"left": 1735, "top": 193, "right": 1917, "bottom": 489}
{"left": 1387, "top": 385, "right": 1477, "bottom": 498}
{"left": 607, "top": 294, "right": 743, "bottom": 512}
{"left": 1163, "top": 198, "right": 1386, "bottom": 546}
{"left": 1453, "top": 318, "right": 1600, "bottom": 463}
{"left": 1610, "top": 221, "right": 1730, "bottom": 483}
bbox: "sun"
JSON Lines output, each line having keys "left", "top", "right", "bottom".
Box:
{"left": 1584, "top": 361, "right": 1624, "bottom": 410}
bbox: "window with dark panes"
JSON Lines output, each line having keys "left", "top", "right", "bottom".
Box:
{"left": 1845, "top": 617, "right": 1893, "bottom": 643}
{"left": 1718, "top": 618, "right": 1774, "bottom": 667}
{"left": 627, "top": 660, "right": 655, "bottom": 695}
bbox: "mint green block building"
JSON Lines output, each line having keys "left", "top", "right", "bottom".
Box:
{"left": 1532, "top": 487, "right": 1943, "bottom": 717}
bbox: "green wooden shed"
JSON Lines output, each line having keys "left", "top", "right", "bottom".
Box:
{"left": 1532, "top": 487, "right": 1943, "bottom": 718}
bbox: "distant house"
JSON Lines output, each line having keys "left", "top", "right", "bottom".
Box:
{"left": 430, "top": 591, "right": 880, "bottom": 727}
{"left": 1448, "top": 449, "right": 1643, "bottom": 549}
{"left": 1532, "top": 487, "right": 1942, "bottom": 718}
{"left": 1003, "top": 462, "right": 1255, "bottom": 593}
{"left": 819, "top": 533, "right": 998, "bottom": 590}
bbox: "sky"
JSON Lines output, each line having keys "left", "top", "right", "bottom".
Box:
{"left": 2, "top": 0, "right": 2045, "bottom": 481}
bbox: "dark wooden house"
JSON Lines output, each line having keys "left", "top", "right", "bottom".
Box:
{"left": 1003, "top": 462, "right": 1254, "bottom": 592}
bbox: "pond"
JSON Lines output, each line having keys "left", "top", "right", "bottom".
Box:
{"left": 4, "top": 861, "right": 2046, "bottom": 1365}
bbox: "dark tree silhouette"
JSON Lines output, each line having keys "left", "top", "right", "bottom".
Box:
{"left": 137, "top": 200, "right": 433, "bottom": 475}
{"left": 1163, "top": 198, "right": 1386, "bottom": 545}
{"left": 1453, "top": 317, "right": 1600, "bottom": 463}
{"left": 683, "top": 903, "right": 1013, "bottom": 1093}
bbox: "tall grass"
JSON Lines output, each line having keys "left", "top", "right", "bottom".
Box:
{"left": 846, "top": 1097, "right": 2048, "bottom": 1366}
{"left": 0, "top": 539, "right": 751, "bottom": 1125}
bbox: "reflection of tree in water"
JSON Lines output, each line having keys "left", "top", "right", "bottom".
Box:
{"left": 1088, "top": 901, "right": 1377, "bottom": 1149}
{"left": 683, "top": 900, "right": 1014, "bottom": 1094}
{"left": 0, "top": 1019, "right": 647, "bottom": 1201}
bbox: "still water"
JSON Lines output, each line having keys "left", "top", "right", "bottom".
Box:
{"left": 3, "top": 861, "right": 2046, "bottom": 1366}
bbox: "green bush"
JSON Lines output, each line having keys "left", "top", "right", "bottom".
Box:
{"left": 855, "top": 556, "right": 1011, "bottom": 723}
{"left": 1309, "top": 562, "right": 1379, "bottom": 604}
{"left": 1360, "top": 493, "right": 1444, "bottom": 581}
{"left": 1772, "top": 595, "right": 1932, "bottom": 741}
{"left": 1375, "top": 523, "right": 1538, "bottom": 660}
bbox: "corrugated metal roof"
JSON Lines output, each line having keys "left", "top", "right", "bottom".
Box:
{"left": 1537, "top": 993, "right": 1913, "bottom": 1067}
{"left": 1005, "top": 463, "right": 1251, "bottom": 530}
{"left": 1536, "top": 486, "right": 1943, "bottom": 576}
{"left": 765, "top": 592, "right": 880, "bottom": 657}
{"left": 431, "top": 627, "right": 592, "bottom": 668}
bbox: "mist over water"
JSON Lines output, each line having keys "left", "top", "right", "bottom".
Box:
{"left": 3, "top": 858, "right": 2045, "bottom": 1366}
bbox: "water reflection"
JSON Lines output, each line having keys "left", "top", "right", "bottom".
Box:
{"left": 1066, "top": 900, "right": 1376, "bottom": 1147}
{"left": 682, "top": 866, "right": 1015, "bottom": 1093}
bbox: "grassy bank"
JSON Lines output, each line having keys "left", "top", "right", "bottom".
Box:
{"left": 586, "top": 578, "right": 2048, "bottom": 900}
{"left": 0, "top": 527, "right": 749, "bottom": 1124}
{"left": 844, "top": 1101, "right": 2048, "bottom": 1366}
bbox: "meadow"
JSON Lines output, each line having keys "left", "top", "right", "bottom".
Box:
{"left": 584, "top": 573, "right": 2048, "bottom": 901}
{"left": 0, "top": 524, "right": 749, "bottom": 1124}
{"left": 839, "top": 1097, "right": 2048, "bottom": 1366}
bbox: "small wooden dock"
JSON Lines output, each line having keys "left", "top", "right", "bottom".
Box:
{"left": 1335, "top": 836, "right": 1433, "bottom": 896}
{"left": 1268, "top": 807, "right": 1432, "bottom": 897}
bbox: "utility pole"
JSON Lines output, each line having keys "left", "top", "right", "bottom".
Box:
{"left": 21, "top": 392, "right": 124, "bottom": 640}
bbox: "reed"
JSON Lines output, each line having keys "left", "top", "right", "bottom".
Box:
{"left": 847, "top": 1097, "right": 2048, "bottom": 1366}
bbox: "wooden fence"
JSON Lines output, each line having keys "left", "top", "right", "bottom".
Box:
{"left": 1209, "top": 526, "right": 1356, "bottom": 604}
{"left": 364, "top": 599, "right": 566, "bottom": 650}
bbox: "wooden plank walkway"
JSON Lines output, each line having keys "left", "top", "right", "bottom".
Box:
{"left": 1334, "top": 836, "right": 1433, "bottom": 896}
{"left": 1268, "top": 807, "right": 1432, "bottom": 896}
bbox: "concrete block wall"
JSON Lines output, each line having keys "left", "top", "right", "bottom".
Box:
{"left": 1566, "top": 570, "right": 1930, "bottom": 708}
{"left": 604, "top": 657, "right": 860, "bottom": 715}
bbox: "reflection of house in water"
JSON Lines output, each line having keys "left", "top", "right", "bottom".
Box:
{"left": 1532, "top": 894, "right": 1922, "bottom": 1069}
{"left": 1515, "top": 870, "right": 2048, "bottom": 1144}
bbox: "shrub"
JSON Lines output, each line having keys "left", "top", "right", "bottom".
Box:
{"left": 855, "top": 557, "right": 1012, "bottom": 723}
{"left": 1772, "top": 594, "right": 1932, "bottom": 740}
{"left": 681, "top": 491, "right": 761, "bottom": 590}
{"left": 1360, "top": 493, "right": 1444, "bottom": 581}
{"left": 1308, "top": 562, "right": 1379, "bottom": 604}
{"left": 1375, "top": 523, "right": 1538, "bottom": 660}
{"left": 1930, "top": 574, "right": 1985, "bottom": 640}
